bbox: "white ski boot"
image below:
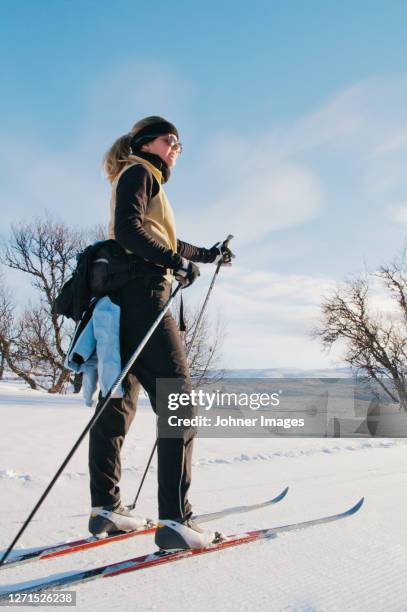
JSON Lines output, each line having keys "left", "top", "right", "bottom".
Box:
{"left": 89, "top": 502, "right": 148, "bottom": 537}
{"left": 155, "top": 517, "right": 223, "bottom": 550}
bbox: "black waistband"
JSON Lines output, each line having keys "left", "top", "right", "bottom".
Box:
{"left": 126, "top": 256, "right": 172, "bottom": 278}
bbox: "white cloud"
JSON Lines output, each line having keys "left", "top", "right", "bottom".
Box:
{"left": 373, "top": 130, "right": 407, "bottom": 156}
{"left": 388, "top": 204, "right": 407, "bottom": 225}
{"left": 173, "top": 75, "right": 407, "bottom": 256}
{"left": 184, "top": 266, "right": 340, "bottom": 368}
{"left": 185, "top": 263, "right": 403, "bottom": 369}
{"left": 177, "top": 162, "right": 323, "bottom": 246}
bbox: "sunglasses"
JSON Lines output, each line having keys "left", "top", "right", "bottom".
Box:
{"left": 161, "top": 134, "right": 183, "bottom": 153}
{"left": 136, "top": 133, "right": 183, "bottom": 153}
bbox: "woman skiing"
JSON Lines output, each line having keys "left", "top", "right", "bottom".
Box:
{"left": 88, "top": 116, "right": 233, "bottom": 550}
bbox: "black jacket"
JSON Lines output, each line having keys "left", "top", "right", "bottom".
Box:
{"left": 113, "top": 152, "right": 213, "bottom": 269}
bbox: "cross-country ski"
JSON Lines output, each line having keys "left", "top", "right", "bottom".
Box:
{"left": 0, "top": 498, "right": 363, "bottom": 599}
{"left": 1, "top": 488, "right": 288, "bottom": 570}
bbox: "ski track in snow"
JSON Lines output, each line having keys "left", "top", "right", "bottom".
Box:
{"left": 1, "top": 380, "right": 407, "bottom": 611}
{"left": 2, "top": 439, "right": 405, "bottom": 485}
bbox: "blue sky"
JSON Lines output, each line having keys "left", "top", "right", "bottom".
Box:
{"left": 1, "top": 1, "right": 406, "bottom": 368}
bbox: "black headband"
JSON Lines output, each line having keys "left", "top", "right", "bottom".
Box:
{"left": 130, "top": 120, "right": 179, "bottom": 151}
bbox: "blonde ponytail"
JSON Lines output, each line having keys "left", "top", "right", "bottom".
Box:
{"left": 103, "top": 133, "right": 133, "bottom": 183}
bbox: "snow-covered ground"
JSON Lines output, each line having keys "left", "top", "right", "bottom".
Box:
{"left": 1, "top": 379, "right": 407, "bottom": 611}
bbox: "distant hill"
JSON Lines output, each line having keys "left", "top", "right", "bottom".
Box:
{"left": 216, "top": 367, "right": 352, "bottom": 379}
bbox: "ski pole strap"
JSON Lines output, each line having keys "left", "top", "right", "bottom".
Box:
{"left": 179, "top": 294, "right": 186, "bottom": 332}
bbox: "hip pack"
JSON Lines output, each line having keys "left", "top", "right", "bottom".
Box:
{"left": 52, "top": 240, "right": 142, "bottom": 321}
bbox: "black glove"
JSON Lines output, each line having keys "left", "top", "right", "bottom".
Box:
{"left": 207, "top": 241, "right": 235, "bottom": 266}
{"left": 174, "top": 257, "right": 200, "bottom": 288}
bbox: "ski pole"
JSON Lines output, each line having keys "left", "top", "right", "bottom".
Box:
{"left": 188, "top": 234, "right": 234, "bottom": 350}
{"left": 0, "top": 282, "right": 183, "bottom": 569}
{"left": 128, "top": 234, "right": 234, "bottom": 511}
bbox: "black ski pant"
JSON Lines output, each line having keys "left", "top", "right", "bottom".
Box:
{"left": 88, "top": 274, "right": 195, "bottom": 520}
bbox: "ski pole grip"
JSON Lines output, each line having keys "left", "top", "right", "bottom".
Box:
{"left": 222, "top": 234, "right": 234, "bottom": 247}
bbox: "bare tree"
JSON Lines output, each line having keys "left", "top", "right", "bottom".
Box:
{"left": 0, "top": 278, "right": 37, "bottom": 388}
{"left": 313, "top": 251, "right": 407, "bottom": 410}
{"left": 379, "top": 250, "right": 407, "bottom": 325}
{"left": 0, "top": 271, "right": 8, "bottom": 380}
{"left": 0, "top": 216, "right": 86, "bottom": 392}
{"left": 173, "top": 296, "right": 225, "bottom": 387}
{"left": 93, "top": 223, "right": 108, "bottom": 241}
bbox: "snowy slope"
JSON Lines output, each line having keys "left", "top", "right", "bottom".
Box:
{"left": 1, "top": 380, "right": 407, "bottom": 611}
